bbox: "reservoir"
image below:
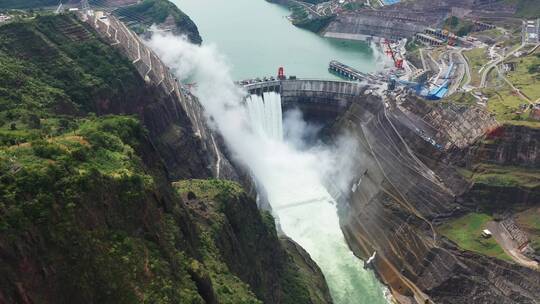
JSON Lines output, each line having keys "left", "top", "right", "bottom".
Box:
{"left": 171, "top": 0, "right": 377, "bottom": 79}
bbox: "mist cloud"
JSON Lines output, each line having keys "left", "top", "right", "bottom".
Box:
{"left": 146, "top": 32, "right": 363, "bottom": 207}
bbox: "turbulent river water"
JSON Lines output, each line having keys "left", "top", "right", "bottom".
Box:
{"left": 162, "top": 1, "right": 388, "bottom": 303}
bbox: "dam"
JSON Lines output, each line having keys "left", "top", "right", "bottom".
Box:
{"left": 243, "top": 78, "right": 376, "bottom": 127}
{"left": 81, "top": 3, "right": 498, "bottom": 303}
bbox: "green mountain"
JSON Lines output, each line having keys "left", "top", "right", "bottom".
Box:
{"left": 0, "top": 14, "right": 331, "bottom": 304}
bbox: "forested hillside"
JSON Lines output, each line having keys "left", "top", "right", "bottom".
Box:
{"left": 0, "top": 14, "right": 331, "bottom": 303}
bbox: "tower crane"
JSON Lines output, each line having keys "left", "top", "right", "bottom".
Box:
{"left": 383, "top": 39, "right": 404, "bottom": 69}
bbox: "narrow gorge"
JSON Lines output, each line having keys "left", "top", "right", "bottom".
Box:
{"left": 1, "top": 0, "right": 539, "bottom": 303}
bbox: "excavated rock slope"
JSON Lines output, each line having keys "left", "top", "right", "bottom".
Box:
{"left": 328, "top": 92, "right": 540, "bottom": 304}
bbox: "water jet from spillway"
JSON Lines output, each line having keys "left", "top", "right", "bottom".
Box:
{"left": 246, "top": 92, "right": 283, "bottom": 141}
{"left": 246, "top": 93, "right": 387, "bottom": 304}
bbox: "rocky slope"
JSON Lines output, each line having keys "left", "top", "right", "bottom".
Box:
{"left": 0, "top": 14, "right": 331, "bottom": 303}
{"left": 325, "top": 91, "right": 540, "bottom": 304}
{"left": 115, "top": 0, "right": 202, "bottom": 44}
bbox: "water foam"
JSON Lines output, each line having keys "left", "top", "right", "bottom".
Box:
{"left": 245, "top": 92, "right": 387, "bottom": 304}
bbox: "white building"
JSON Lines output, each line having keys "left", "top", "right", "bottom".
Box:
{"left": 0, "top": 14, "right": 12, "bottom": 23}
{"left": 525, "top": 19, "right": 540, "bottom": 44}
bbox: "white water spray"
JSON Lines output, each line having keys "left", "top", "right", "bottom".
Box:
{"left": 147, "top": 33, "right": 387, "bottom": 304}
{"left": 246, "top": 92, "right": 283, "bottom": 141}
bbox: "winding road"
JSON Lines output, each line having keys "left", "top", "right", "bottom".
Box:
{"left": 487, "top": 221, "right": 539, "bottom": 270}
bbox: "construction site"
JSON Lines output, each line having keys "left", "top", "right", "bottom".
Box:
{"left": 275, "top": 0, "right": 538, "bottom": 105}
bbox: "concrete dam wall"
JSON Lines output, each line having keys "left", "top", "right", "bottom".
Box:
{"left": 245, "top": 79, "right": 368, "bottom": 125}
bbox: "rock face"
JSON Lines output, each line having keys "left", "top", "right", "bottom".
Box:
{"left": 325, "top": 92, "right": 540, "bottom": 304}
{"left": 465, "top": 125, "right": 540, "bottom": 167}
{"left": 114, "top": 0, "right": 203, "bottom": 44}
{"left": 323, "top": 12, "right": 429, "bottom": 42}
{"left": 176, "top": 179, "right": 333, "bottom": 304}
{"left": 0, "top": 14, "right": 332, "bottom": 304}
{"left": 318, "top": 0, "right": 516, "bottom": 41}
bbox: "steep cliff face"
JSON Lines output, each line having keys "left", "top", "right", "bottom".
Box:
{"left": 0, "top": 13, "right": 221, "bottom": 180}
{"left": 327, "top": 92, "right": 540, "bottom": 304}
{"left": 466, "top": 125, "right": 540, "bottom": 167}
{"left": 0, "top": 15, "right": 332, "bottom": 304}
{"left": 175, "top": 180, "right": 333, "bottom": 304}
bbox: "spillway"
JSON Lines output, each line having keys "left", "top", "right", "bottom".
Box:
{"left": 246, "top": 93, "right": 387, "bottom": 304}
{"left": 246, "top": 92, "right": 283, "bottom": 140}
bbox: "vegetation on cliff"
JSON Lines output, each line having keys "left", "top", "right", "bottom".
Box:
{"left": 0, "top": 15, "right": 331, "bottom": 303}
{"left": 443, "top": 16, "right": 474, "bottom": 37}
{"left": 0, "top": 115, "right": 207, "bottom": 303}
{"left": 507, "top": 0, "right": 540, "bottom": 18}
{"left": 115, "top": 0, "right": 202, "bottom": 44}
{"left": 174, "top": 179, "right": 333, "bottom": 304}
{"left": 289, "top": 5, "right": 334, "bottom": 33}
{"left": 0, "top": 14, "right": 143, "bottom": 144}
{"left": 438, "top": 213, "right": 511, "bottom": 261}
{"left": 451, "top": 124, "right": 540, "bottom": 263}
{"left": 483, "top": 51, "right": 540, "bottom": 126}
{"left": 0, "top": 15, "right": 202, "bottom": 302}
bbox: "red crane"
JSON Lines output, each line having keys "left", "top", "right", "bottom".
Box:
{"left": 278, "top": 67, "right": 286, "bottom": 80}
{"left": 384, "top": 39, "right": 404, "bottom": 69}
{"left": 448, "top": 34, "right": 457, "bottom": 46}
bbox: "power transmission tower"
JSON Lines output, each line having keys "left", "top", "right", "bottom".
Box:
{"left": 55, "top": 1, "right": 63, "bottom": 14}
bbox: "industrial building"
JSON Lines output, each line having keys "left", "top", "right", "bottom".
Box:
{"left": 525, "top": 19, "right": 539, "bottom": 44}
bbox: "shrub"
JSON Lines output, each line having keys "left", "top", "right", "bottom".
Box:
{"left": 32, "top": 140, "right": 64, "bottom": 159}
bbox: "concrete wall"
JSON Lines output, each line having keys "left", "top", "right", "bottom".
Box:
{"left": 323, "top": 13, "right": 428, "bottom": 41}
{"left": 245, "top": 79, "right": 367, "bottom": 103}
{"left": 245, "top": 79, "right": 369, "bottom": 125}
